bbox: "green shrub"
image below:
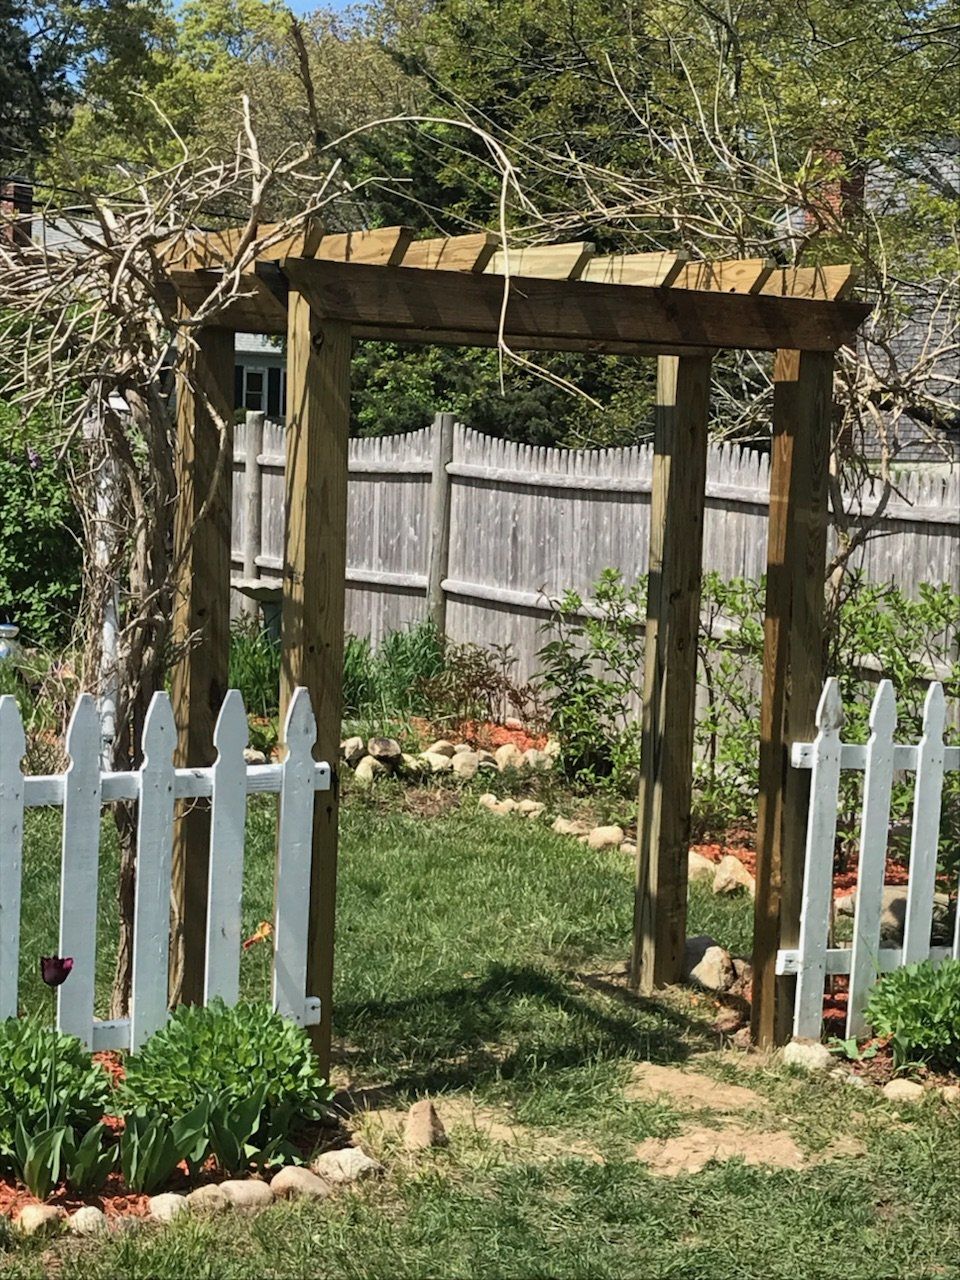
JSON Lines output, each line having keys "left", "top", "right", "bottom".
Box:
{"left": 864, "top": 959, "right": 960, "bottom": 1071}
{"left": 343, "top": 621, "right": 446, "bottom": 717}
{"left": 538, "top": 569, "right": 645, "bottom": 791}
{"left": 0, "top": 1018, "right": 112, "bottom": 1172}
{"left": 120, "top": 1001, "right": 332, "bottom": 1164}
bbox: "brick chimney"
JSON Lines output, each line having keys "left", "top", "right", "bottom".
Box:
{"left": 1, "top": 177, "right": 33, "bottom": 247}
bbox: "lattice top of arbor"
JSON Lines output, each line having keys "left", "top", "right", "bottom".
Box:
{"left": 163, "top": 224, "right": 868, "bottom": 353}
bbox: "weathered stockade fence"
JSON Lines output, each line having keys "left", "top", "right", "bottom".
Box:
{"left": 780, "top": 678, "right": 960, "bottom": 1041}
{"left": 231, "top": 414, "right": 960, "bottom": 680}
{"left": 0, "top": 689, "right": 329, "bottom": 1050}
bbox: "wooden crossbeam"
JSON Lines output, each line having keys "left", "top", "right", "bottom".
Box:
{"left": 402, "top": 233, "right": 496, "bottom": 272}
{"left": 581, "top": 251, "right": 688, "bottom": 288}
{"left": 760, "top": 265, "right": 857, "bottom": 301}
{"left": 160, "top": 224, "right": 413, "bottom": 270}
{"left": 276, "top": 257, "right": 869, "bottom": 353}
{"left": 674, "top": 258, "right": 776, "bottom": 294}
{"left": 486, "top": 241, "right": 595, "bottom": 279}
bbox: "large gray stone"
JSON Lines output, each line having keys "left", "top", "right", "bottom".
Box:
{"left": 882, "top": 1078, "right": 925, "bottom": 1104}
{"left": 783, "top": 1039, "right": 835, "bottom": 1073}
{"left": 16, "top": 1205, "right": 64, "bottom": 1236}
{"left": 148, "top": 1193, "right": 189, "bottom": 1224}
{"left": 341, "top": 736, "right": 366, "bottom": 768}
{"left": 688, "top": 851, "right": 717, "bottom": 883}
{"left": 68, "top": 1205, "right": 107, "bottom": 1236}
{"left": 311, "top": 1146, "right": 383, "bottom": 1184}
{"left": 367, "top": 736, "right": 402, "bottom": 764}
{"left": 271, "top": 1166, "right": 332, "bottom": 1200}
{"left": 405, "top": 1099, "right": 448, "bottom": 1150}
{"left": 451, "top": 751, "right": 480, "bottom": 780}
{"left": 712, "top": 855, "right": 756, "bottom": 898}
{"left": 425, "top": 739, "right": 456, "bottom": 758}
{"left": 835, "top": 885, "right": 953, "bottom": 946}
{"left": 587, "top": 825, "right": 625, "bottom": 851}
{"left": 354, "top": 755, "right": 387, "bottom": 783}
{"left": 186, "top": 1183, "right": 230, "bottom": 1213}
{"left": 683, "top": 935, "right": 736, "bottom": 992}
{"left": 421, "top": 751, "right": 454, "bottom": 773}
{"left": 219, "top": 1179, "right": 275, "bottom": 1212}
{"left": 552, "top": 817, "right": 591, "bottom": 837}
{"left": 494, "top": 743, "right": 526, "bottom": 772}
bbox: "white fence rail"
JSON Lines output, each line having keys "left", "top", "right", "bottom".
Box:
{"left": 778, "top": 678, "right": 960, "bottom": 1040}
{"left": 0, "top": 688, "right": 330, "bottom": 1051}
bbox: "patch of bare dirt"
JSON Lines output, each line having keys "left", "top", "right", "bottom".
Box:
{"left": 624, "top": 1064, "right": 766, "bottom": 1113}
{"left": 633, "top": 1124, "right": 806, "bottom": 1176}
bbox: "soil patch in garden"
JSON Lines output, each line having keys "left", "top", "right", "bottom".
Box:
{"left": 633, "top": 1124, "right": 806, "bottom": 1176}
{"left": 624, "top": 1064, "right": 765, "bottom": 1114}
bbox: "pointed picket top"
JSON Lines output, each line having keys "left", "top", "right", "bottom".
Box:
{"left": 213, "top": 689, "right": 249, "bottom": 756}
{"left": 815, "top": 677, "right": 844, "bottom": 734}
{"left": 0, "top": 694, "right": 26, "bottom": 764}
{"left": 65, "top": 693, "right": 100, "bottom": 762}
{"left": 140, "top": 692, "right": 176, "bottom": 764}
{"left": 282, "top": 686, "right": 317, "bottom": 761}
{"left": 867, "top": 679, "right": 897, "bottom": 738}
{"left": 919, "top": 681, "right": 946, "bottom": 744}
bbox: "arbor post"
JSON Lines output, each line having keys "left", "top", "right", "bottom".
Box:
{"left": 170, "top": 325, "right": 235, "bottom": 1006}
{"left": 630, "top": 353, "right": 712, "bottom": 993}
{"left": 279, "top": 293, "right": 351, "bottom": 1073}
{"left": 751, "top": 348, "right": 834, "bottom": 1046}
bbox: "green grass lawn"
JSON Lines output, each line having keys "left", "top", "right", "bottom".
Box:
{"left": 8, "top": 793, "right": 960, "bottom": 1279}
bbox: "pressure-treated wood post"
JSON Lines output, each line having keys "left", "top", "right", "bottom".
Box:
{"left": 240, "top": 409, "right": 265, "bottom": 618}
{"left": 630, "top": 353, "right": 712, "bottom": 994}
{"left": 279, "top": 292, "right": 351, "bottom": 1073}
{"left": 426, "top": 411, "right": 455, "bottom": 635}
{"left": 751, "top": 348, "right": 834, "bottom": 1047}
{"left": 170, "top": 325, "right": 235, "bottom": 1006}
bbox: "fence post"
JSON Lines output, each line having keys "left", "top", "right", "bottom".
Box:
{"left": 241, "top": 410, "right": 265, "bottom": 619}
{"left": 426, "top": 412, "right": 455, "bottom": 635}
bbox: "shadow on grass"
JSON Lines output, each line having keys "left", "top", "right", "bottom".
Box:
{"left": 334, "top": 961, "right": 714, "bottom": 1098}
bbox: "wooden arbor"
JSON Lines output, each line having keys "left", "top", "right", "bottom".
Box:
{"left": 166, "top": 227, "right": 870, "bottom": 1070}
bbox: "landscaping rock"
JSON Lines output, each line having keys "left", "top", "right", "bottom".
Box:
{"left": 479, "top": 793, "right": 516, "bottom": 815}
{"left": 620, "top": 841, "right": 637, "bottom": 856}
{"left": 186, "top": 1184, "right": 230, "bottom": 1213}
{"left": 543, "top": 736, "right": 561, "bottom": 758}
{"left": 516, "top": 799, "right": 545, "bottom": 818}
{"left": 367, "top": 736, "right": 402, "bottom": 765}
{"left": 311, "top": 1146, "right": 384, "bottom": 1184}
{"left": 688, "top": 851, "right": 717, "bottom": 883}
{"left": 478, "top": 793, "right": 500, "bottom": 810}
{"left": 421, "top": 751, "right": 454, "bottom": 773}
{"left": 243, "top": 747, "right": 267, "bottom": 765}
{"left": 68, "top": 1206, "right": 107, "bottom": 1237}
{"left": 683, "top": 935, "right": 736, "bottom": 992}
{"left": 452, "top": 743, "right": 473, "bottom": 754}
{"left": 148, "top": 1193, "right": 189, "bottom": 1224}
{"left": 523, "top": 748, "right": 553, "bottom": 772}
{"left": 219, "top": 1180, "right": 275, "bottom": 1212}
{"left": 405, "top": 1099, "right": 448, "bottom": 1150}
{"left": 494, "top": 743, "right": 526, "bottom": 772}
{"left": 271, "top": 1166, "right": 332, "bottom": 1201}
{"left": 16, "top": 1205, "right": 64, "bottom": 1236}
{"left": 354, "top": 755, "right": 387, "bottom": 783}
{"left": 587, "top": 825, "right": 625, "bottom": 851}
{"left": 552, "top": 817, "right": 591, "bottom": 837}
{"left": 399, "top": 753, "right": 427, "bottom": 776}
{"left": 504, "top": 717, "right": 524, "bottom": 731}
{"left": 477, "top": 750, "right": 498, "bottom": 768}
{"left": 940, "top": 1085, "right": 960, "bottom": 1105}
{"left": 882, "top": 1078, "right": 925, "bottom": 1104}
{"left": 450, "top": 751, "right": 480, "bottom": 780}
{"left": 835, "top": 885, "right": 954, "bottom": 946}
{"left": 341, "top": 736, "right": 366, "bottom": 768}
{"left": 713, "top": 855, "right": 756, "bottom": 898}
{"left": 426, "top": 739, "right": 456, "bottom": 758}
{"left": 783, "top": 1039, "right": 835, "bottom": 1073}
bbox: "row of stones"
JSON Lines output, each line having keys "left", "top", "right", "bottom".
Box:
{"left": 13, "top": 1145, "right": 381, "bottom": 1239}
{"left": 783, "top": 1040, "right": 960, "bottom": 1103}
{"left": 341, "top": 735, "right": 557, "bottom": 784}
{"left": 14, "top": 1100, "right": 450, "bottom": 1240}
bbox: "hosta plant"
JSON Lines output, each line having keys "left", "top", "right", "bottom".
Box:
{"left": 865, "top": 959, "right": 960, "bottom": 1071}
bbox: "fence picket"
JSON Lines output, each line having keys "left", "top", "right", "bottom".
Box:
{"left": 57, "top": 695, "right": 103, "bottom": 1044}
{"left": 273, "top": 687, "right": 316, "bottom": 1025}
{"left": 0, "top": 697, "right": 25, "bottom": 1021}
{"left": 130, "top": 693, "right": 176, "bottom": 1051}
{"left": 204, "top": 691, "right": 248, "bottom": 1006}
{"left": 846, "top": 682, "right": 896, "bottom": 1037}
{"left": 902, "top": 684, "right": 947, "bottom": 964}
{"left": 793, "top": 679, "right": 844, "bottom": 1039}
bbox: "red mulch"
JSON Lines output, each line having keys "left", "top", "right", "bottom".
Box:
{"left": 408, "top": 715, "right": 547, "bottom": 754}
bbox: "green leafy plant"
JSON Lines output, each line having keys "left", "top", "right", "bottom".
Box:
{"left": 864, "top": 959, "right": 960, "bottom": 1071}
{"left": 415, "top": 638, "right": 542, "bottom": 731}
{"left": 827, "top": 1036, "right": 878, "bottom": 1063}
{"left": 229, "top": 617, "right": 281, "bottom": 718}
{"left": 0, "top": 1018, "right": 111, "bottom": 1172}
{"left": 121, "top": 1001, "right": 332, "bottom": 1172}
{"left": 119, "top": 1103, "right": 209, "bottom": 1194}
{"left": 13, "top": 1110, "right": 71, "bottom": 1200}
{"left": 538, "top": 569, "right": 646, "bottom": 791}
{"left": 65, "top": 1121, "right": 117, "bottom": 1193}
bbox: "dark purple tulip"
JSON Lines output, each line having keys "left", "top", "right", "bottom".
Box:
{"left": 26, "top": 446, "right": 41, "bottom": 470}
{"left": 40, "top": 956, "right": 74, "bottom": 987}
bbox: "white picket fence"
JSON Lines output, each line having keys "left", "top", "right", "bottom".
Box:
{"left": 0, "top": 687, "right": 330, "bottom": 1051}
{"left": 779, "top": 679, "right": 960, "bottom": 1040}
